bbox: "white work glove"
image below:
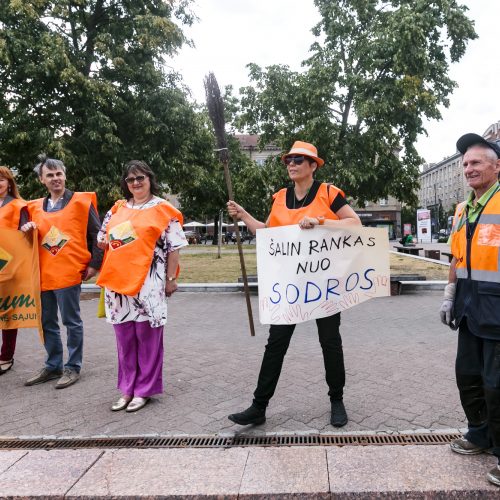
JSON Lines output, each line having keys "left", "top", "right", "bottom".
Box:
{"left": 439, "top": 282, "right": 456, "bottom": 327}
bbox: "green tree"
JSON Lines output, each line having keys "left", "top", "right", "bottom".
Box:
{"left": 176, "top": 126, "right": 274, "bottom": 242}
{"left": 236, "top": 0, "right": 476, "bottom": 206}
{"left": 0, "top": 0, "right": 203, "bottom": 210}
{"left": 401, "top": 205, "right": 417, "bottom": 232}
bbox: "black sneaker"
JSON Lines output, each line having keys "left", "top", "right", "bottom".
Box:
{"left": 24, "top": 368, "right": 63, "bottom": 386}
{"left": 330, "top": 399, "right": 348, "bottom": 427}
{"left": 228, "top": 405, "right": 266, "bottom": 425}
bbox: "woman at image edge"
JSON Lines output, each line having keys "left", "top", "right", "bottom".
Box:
{"left": 0, "top": 166, "right": 31, "bottom": 375}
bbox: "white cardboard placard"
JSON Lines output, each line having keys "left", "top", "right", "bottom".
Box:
{"left": 256, "top": 225, "right": 390, "bottom": 324}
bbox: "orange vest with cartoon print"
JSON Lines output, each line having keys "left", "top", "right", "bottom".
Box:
{"left": 268, "top": 183, "right": 344, "bottom": 227}
{"left": 450, "top": 189, "right": 500, "bottom": 338}
{"left": 0, "top": 198, "right": 27, "bottom": 229}
{"left": 28, "top": 193, "right": 96, "bottom": 291}
{"left": 96, "top": 200, "right": 183, "bottom": 296}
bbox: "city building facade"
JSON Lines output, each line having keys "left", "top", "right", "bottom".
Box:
{"left": 418, "top": 120, "right": 500, "bottom": 232}
{"left": 352, "top": 197, "right": 402, "bottom": 240}
{"left": 235, "top": 134, "right": 281, "bottom": 165}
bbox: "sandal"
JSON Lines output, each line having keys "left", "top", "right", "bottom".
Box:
{"left": 0, "top": 359, "right": 14, "bottom": 375}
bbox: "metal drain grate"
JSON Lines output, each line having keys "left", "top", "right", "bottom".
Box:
{"left": 0, "top": 432, "right": 462, "bottom": 450}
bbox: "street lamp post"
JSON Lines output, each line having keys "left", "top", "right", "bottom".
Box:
{"left": 433, "top": 184, "right": 442, "bottom": 234}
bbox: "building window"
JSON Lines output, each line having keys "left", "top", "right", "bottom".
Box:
{"left": 379, "top": 198, "right": 388, "bottom": 206}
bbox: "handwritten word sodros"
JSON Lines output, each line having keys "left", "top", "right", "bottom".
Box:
{"left": 269, "top": 268, "right": 375, "bottom": 305}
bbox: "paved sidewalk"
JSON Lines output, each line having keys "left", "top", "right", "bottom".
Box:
{"left": 1, "top": 291, "right": 464, "bottom": 437}
{"left": 3, "top": 291, "right": 500, "bottom": 497}
{"left": 1, "top": 445, "right": 499, "bottom": 498}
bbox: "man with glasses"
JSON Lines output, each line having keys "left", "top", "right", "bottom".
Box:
{"left": 440, "top": 133, "right": 500, "bottom": 487}
{"left": 227, "top": 141, "right": 360, "bottom": 428}
{"left": 23, "top": 155, "right": 103, "bottom": 389}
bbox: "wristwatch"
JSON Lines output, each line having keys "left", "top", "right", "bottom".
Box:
{"left": 317, "top": 216, "right": 325, "bottom": 225}
{"left": 167, "top": 276, "right": 176, "bottom": 282}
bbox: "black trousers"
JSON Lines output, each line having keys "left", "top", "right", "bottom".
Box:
{"left": 456, "top": 319, "right": 500, "bottom": 460}
{"left": 252, "top": 313, "right": 345, "bottom": 409}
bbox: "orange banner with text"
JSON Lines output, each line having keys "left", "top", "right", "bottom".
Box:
{"left": 0, "top": 228, "right": 42, "bottom": 338}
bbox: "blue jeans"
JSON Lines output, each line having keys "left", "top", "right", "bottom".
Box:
{"left": 41, "top": 284, "right": 83, "bottom": 373}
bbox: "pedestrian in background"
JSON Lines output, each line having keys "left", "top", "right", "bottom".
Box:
{"left": 97, "top": 160, "right": 187, "bottom": 413}
{"left": 440, "top": 133, "right": 500, "bottom": 487}
{"left": 227, "top": 141, "right": 361, "bottom": 428}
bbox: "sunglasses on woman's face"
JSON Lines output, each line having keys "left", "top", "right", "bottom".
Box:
{"left": 125, "top": 175, "right": 146, "bottom": 184}
{"left": 283, "top": 155, "right": 307, "bottom": 166}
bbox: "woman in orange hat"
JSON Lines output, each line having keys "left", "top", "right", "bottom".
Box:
{"left": 0, "top": 166, "right": 30, "bottom": 375}
{"left": 227, "top": 140, "right": 361, "bottom": 427}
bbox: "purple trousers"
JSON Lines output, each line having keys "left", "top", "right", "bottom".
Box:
{"left": 113, "top": 321, "right": 164, "bottom": 398}
{"left": 1, "top": 329, "right": 17, "bottom": 361}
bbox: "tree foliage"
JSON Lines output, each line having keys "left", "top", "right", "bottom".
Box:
{"left": 0, "top": 0, "right": 208, "bottom": 210}
{"left": 177, "top": 125, "right": 272, "bottom": 226}
{"left": 235, "top": 0, "right": 476, "bottom": 206}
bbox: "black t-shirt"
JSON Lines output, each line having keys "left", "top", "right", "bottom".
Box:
{"left": 284, "top": 180, "right": 347, "bottom": 214}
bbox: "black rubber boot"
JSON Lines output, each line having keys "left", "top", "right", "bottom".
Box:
{"left": 330, "top": 399, "right": 348, "bottom": 427}
{"left": 228, "top": 405, "right": 266, "bottom": 425}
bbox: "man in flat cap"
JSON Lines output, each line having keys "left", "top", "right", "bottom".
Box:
{"left": 440, "top": 133, "right": 500, "bottom": 486}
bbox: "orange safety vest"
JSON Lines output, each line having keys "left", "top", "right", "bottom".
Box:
{"left": 451, "top": 191, "right": 500, "bottom": 281}
{"left": 96, "top": 200, "right": 183, "bottom": 296}
{"left": 28, "top": 192, "right": 97, "bottom": 291}
{"left": 0, "top": 198, "right": 27, "bottom": 229}
{"left": 450, "top": 189, "right": 500, "bottom": 338}
{"left": 268, "top": 183, "right": 345, "bottom": 227}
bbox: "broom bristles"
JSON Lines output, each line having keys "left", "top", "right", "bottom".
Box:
{"left": 204, "top": 72, "right": 228, "bottom": 162}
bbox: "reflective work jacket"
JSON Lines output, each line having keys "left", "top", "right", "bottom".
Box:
{"left": 268, "top": 183, "right": 344, "bottom": 227}
{"left": 450, "top": 190, "right": 500, "bottom": 339}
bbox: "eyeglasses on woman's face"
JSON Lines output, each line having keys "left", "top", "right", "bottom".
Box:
{"left": 125, "top": 174, "right": 146, "bottom": 184}
{"left": 283, "top": 155, "right": 308, "bottom": 166}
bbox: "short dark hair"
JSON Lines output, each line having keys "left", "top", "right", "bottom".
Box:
{"left": 33, "top": 154, "right": 66, "bottom": 176}
{"left": 120, "top": 160, "right": 160, "bottom": 200}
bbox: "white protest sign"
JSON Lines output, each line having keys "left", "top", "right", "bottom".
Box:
{"left": 256, "top": 225, "right": 390, "bottom": 325}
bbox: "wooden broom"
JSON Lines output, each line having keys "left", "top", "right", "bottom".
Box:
{"left": 204, "top": 72, "right": 255, "bottom": 337}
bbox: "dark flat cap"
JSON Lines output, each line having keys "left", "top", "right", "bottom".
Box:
{"left": 456, "top": 133, "right": 500, "bottom": 158}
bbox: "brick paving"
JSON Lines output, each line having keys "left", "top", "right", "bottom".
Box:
{"left": 0, "top": 291, "right": 465, "bottom": 437}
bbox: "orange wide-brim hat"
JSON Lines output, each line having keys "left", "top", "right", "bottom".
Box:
{"left": 281, "top": 141, "right": 325, "bottom": 167}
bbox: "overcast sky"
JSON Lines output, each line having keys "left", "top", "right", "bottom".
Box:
{"left": 171, "top": 0, "right": 499, "bottom": 164}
